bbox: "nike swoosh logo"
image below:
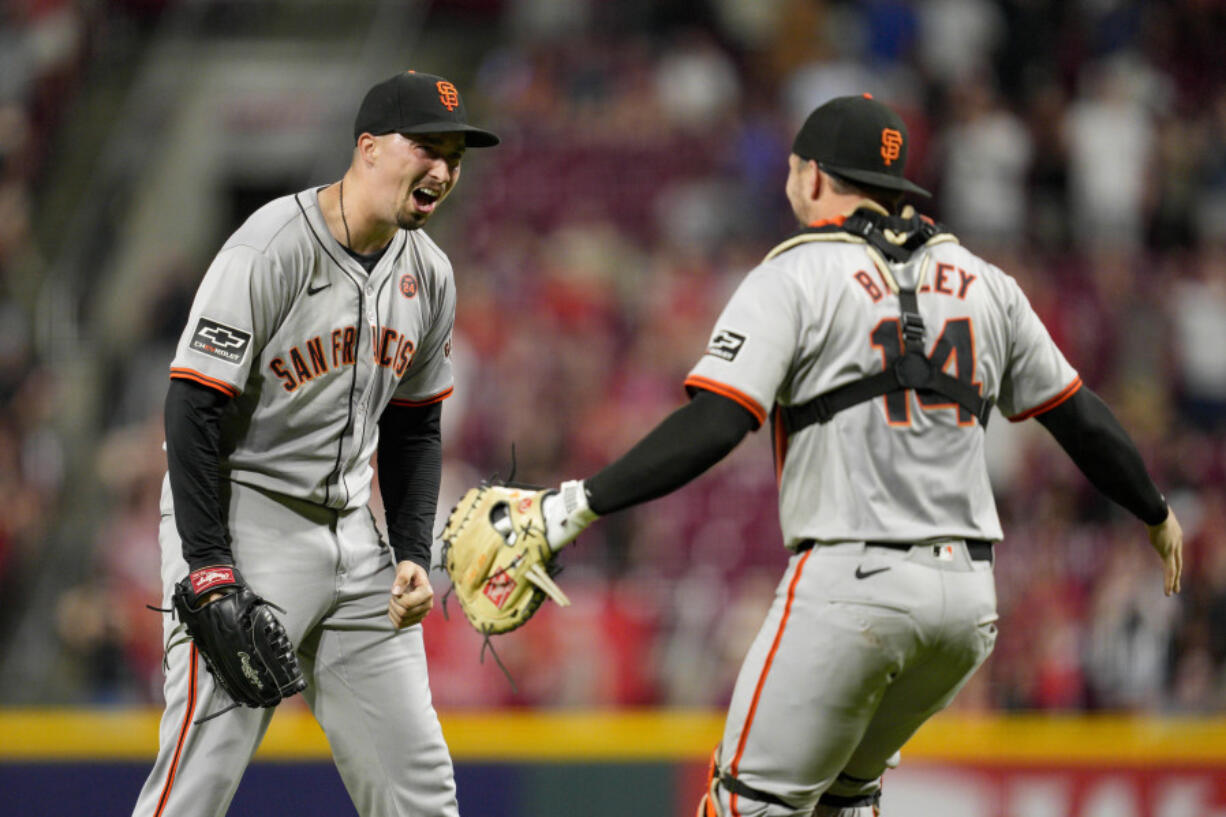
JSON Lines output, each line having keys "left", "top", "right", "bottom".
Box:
{"left": 307, "top": 283, "right": 331, "bottom": 296}
{"left": 854, "top": 565, "right": 891, "bottom": 579}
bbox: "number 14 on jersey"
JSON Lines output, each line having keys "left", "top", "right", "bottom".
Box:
{"left": 869, "top": 317, "right": 983, "bottom": 427}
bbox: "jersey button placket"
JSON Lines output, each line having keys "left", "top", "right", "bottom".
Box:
{"left": 341, "top": 284, "right": 374, "bottom": 504}
{"left": 349, "top": 284, "right": 379, "bottom": 478}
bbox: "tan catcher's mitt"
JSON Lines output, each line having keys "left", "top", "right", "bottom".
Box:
{"left": 441, "top": 483, "right": 570, "bottom": 635}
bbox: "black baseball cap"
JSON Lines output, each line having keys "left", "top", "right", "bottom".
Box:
{"left": 792, "top": 94, "right": 929, "bottom": 197}
{"left": 353, "top": 70, "right": 500, "bottom": 148}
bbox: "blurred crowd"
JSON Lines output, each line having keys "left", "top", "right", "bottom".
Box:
{"left": 0, "top": 0, "right": 87, "bottom": 642}
{"left": 0, "top": 0, "right": 168, "bottom": 697}
{"left": 5, "top": 0, "right": 1226, "bottom": 713}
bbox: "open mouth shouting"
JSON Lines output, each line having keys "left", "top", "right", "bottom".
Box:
{"left": 410, "top": 184, "right": 444, "bottom": 214}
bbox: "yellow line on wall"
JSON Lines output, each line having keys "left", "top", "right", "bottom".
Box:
{"left": 904, "top": 713, "right": 1226, "bottom": 766}
{"left": 1, "top": 709, "right": 1225, "bottom": 764}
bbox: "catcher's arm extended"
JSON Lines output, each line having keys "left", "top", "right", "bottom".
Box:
{"left": 543, "top": 389, "right": 758, "bottom": 551}
{"left": 441, "top": 392, "right": 756, "bottom": 638}
{"left": 1036, "top": 385, "right": 1182, "bottom": 595}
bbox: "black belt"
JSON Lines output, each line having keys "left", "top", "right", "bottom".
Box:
{"left": 796, "top": 538, "right": 994, "bottom": 562}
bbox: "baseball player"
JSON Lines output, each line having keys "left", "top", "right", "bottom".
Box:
{"left": 536, "top": 95, "right": 1184, "bottom": 816}
{"left": 130, "top": 71, "right": 498, "bottom": 817}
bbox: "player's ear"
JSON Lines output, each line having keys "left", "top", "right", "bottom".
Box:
{"left": 809, "top": 160, "right": 824, "bottom": 201}
{"left": 355, "top": 133, "right": 379, "bottom": 167}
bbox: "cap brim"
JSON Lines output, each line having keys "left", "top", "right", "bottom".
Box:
{"left": 823, "top": 165, "right": 930, "bottom": 197}
{"left": 397, "top": 121, "right": 501, "bottom": 148}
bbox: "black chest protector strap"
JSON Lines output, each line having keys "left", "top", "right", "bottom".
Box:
{"left": 777, "top": 212, "right": 994, "bottom": 434}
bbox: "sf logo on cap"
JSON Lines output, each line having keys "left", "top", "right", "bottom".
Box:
{"left": 436, "top": 81, "right": 459, "bottom": 111}
{"left": 880, "top": 128, "right": 903, "bottom": 166}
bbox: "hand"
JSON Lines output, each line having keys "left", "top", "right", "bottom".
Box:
{"left": 171, "top": 567, "right": 307, "bottom": 710}
{"left": 1147, "top": 509, "right": 1183, "bottom": 596}
{"left": 541, "top": 480, "right": 598, "bottom": 552}
{"left": 388, "top": 560, "right": 434, "bottom": 629}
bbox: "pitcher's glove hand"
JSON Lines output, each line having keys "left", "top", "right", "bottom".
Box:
{"left": 172, "top": 566, "right": 307, "bottom": 711}
{"left": 441, "top": 484, "right": 571, "bottom": 635}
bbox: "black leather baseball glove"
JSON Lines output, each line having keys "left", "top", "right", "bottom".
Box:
{"left": 172, "top": 566, "right": 307, "bottom": 718}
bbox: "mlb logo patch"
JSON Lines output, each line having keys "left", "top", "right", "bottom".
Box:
{"left": 934, "top": 544, "right": 955, "bottom": 561}
{"left": 190, "top": 318, "right": 251, "bottom": 364}
{"left": 706, "top": 329, "right": 747, "bottom": 361}
{"left": 483, "top": 569, "right": 516, "bottom": 609}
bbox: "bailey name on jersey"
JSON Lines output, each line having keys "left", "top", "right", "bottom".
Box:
{"left": 853, "top": 261, "right": 978, "bottom": 304}
{"left": 268, "top": 324, "right": 417, "bottom": 392}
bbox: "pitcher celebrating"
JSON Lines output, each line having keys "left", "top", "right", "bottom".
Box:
{"left": 132, "top": 71, "right": 498, "bottom": 817}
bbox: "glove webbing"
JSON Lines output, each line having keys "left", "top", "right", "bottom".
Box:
{"left": 436, "top": 450, "right": 533, "bottom": 693}
{"left": 436, "top": 446, "right": 561, "bottom": 686}
{"left": 436, "top": 585, "right": 521, "bottom": 693}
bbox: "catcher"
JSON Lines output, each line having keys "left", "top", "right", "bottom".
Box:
{"left": 443, "top": 95, "right": 1183, "bottom": 817}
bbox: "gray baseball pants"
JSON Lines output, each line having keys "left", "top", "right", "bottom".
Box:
{"left": 708, "top": 539, "right": 998, "bottom": 816}
{"left": 131, "top": 477, "right": 458, "bottom": 817}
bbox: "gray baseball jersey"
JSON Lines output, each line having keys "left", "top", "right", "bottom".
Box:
{"left": 690, "top": 224, "right": 1076, "bottom": 816}
{"left": 687, "top": 231, "right": 1079, "bottom": 547}
{"left": 133, "top": 186, "right": 461, "bottom": 817}
{"left": 168, "top": 186, "right": 456, "bottom": 508}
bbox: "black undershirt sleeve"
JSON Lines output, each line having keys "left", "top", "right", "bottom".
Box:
{"left": 585, "top": 389, "right": 758, "bottom": 515}
{"left": 1035, "top": 385, "right": 1168, "bottom": 525}
{"left": 164, "top": 378, "right": 234, "bottom": 571}
{"left": 377, "top": 402, "right": 443, "bottom": 570}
